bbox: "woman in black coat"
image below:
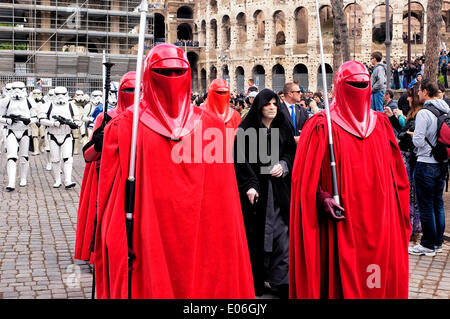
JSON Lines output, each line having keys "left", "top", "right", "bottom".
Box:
{"left": 233, "top": 89, "right": 296, "bottom": 298}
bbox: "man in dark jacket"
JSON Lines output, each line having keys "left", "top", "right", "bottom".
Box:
{"left": 280, "top": 82, "right": 309, "bottom": 143}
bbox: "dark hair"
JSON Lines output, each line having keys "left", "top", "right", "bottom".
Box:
{"left": 371, "top": 51, "right": 383, "bottom": 62}
{"left": 437, "top": 80, "right": 445, "bottom": 93}
{"left": 313, "top": 92, "right": 323, "bottom": 99}
{"left": 420, "top": 79, "right": 439, "bottom": 98}
{"left": 248, "top": 86, "right": 258, "bottom": 93}
{"left": 278, "top": 90, "right": 284, "bottom": 96}
{"left": 385, "top": 89, "right": 394, "bottom": 99}
{"left": 406, "top": 83, "right": 422, "bottom": 120}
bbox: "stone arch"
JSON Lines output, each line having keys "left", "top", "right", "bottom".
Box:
{"left": 187, "top": 52, "right": 199, "bottom": 91}
{"left": 317, "top": 63, "right": 333, "bottom": 92}
{"left": 222, "top": 64, "right": 230, "bottom": 86}
{"left": 402, "top": 2, "right": 425, "bottom": 44}
{"left": 200, "top": 20, "right": 206, "bottom": 46}
{"left": 372, "top": 4, "right": 393, "bottom": 44}
{"left": 344, "top": 3, "right": 363, "bottom": 56}
{"left": 254, "top": 10, "right": 265, "bottom": 41}
{"left": 272, "top": 64, "right": 285, "bottom": 92}
{"left": 177, "top": 6, "right": 193, "bottom": 19}
{"left": 210, "top": 65, "right": 217, "bottom": 82}
{"left": 210, "top": 19, "right": 218, "bottom": 48}
{"left": 318, "top": 5, "right": 333, "bottom": 50}
{"left": 295, "top": 7, "right": 308, "bottom": 44}
{"left": 201, "top": 68, "right": 207, "bottom": 93}
{"left": 293, "top": 64, "right": 308, "bottom": 90}
{"left": 154, "top": 13, "right": 166, "bottom": 43}
{"left": 177, "top": 23, "right": 193, "bottom": 41}
{"left": 252, "top": 65, "right": 266, "bottom": 90}
{"left": 273, "top": 10, "right": 286, "bottom": 46}
{"left": 210, "top": 0, "right": 218, "bottom": 15}
{"left": 236, "top": 66, "right": 245, "bottom": 94}
{"left": 221, "top": 15, "right": 231, "bottom": 50}
{"left": 236, "top": 12, "right": 247, "bottom": 44}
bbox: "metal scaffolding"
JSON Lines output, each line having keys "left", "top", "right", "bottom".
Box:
{"left": 0, "top": 0, "right": 160, "bottom": 94}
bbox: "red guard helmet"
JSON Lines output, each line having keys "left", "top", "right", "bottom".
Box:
{"left": 115, "top": 71, "right": 136, "bottom": 116}
{"left": 330, "top": 61, "right": 377, "bottom": 138}
{"left": 205, "top": 79, "right": 231, "bottom": 122}
{"left": 140, "top": 44, "right": 197, "bottom": 139}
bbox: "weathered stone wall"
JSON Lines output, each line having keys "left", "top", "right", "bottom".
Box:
{"left": 190, "top": 0, "right": 437, "bottom": 93}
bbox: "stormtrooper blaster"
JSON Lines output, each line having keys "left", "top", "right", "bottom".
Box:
{"left": 3, "top": 114, "right": 31, "bottom": 125}
{"left": 52, "top": 115, "right": 78, "bottom": 129}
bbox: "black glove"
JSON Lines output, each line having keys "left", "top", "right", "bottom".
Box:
{"left": 21, "top": 118, "right": 31, "bottom": 125}
{"left": 316, "top": 186, "right": 345, "bottom": 221}
{"left": 68, "top": 121, "right": 78, "bottom": 130}
{"left": 92, "top": 127, "right": 104, "bottom": 153}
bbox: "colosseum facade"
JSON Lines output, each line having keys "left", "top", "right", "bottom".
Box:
{"left": 182, "top": 0, "right": 450, "bottom": 93}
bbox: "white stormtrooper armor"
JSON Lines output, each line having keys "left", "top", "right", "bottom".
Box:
{"left": 0, "top": 82, "right": 38, "bottom": 191}
{"left": 41, "top": 89, "right": 55, "bottom": 170}
{"left": 72, "top": 89, "right": 85, "bottom": 155}
{"left": 107, "top": 82, "right": 119, "bottom": 110}
{"left": 30, "top": 89, "right": 44, "bottom": 155}
{"left": 82, "top": 90, "right": 102, "bottom": 140}
{"left": 0, "top": 83, "right": 13, "bottom": 153}
{"left": 39, "top": 86, "right": 80, "bottom": 188}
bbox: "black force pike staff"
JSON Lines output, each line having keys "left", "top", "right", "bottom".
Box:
{"left": 124, "top": 0, "right": 148, "bottom": 299}
{"left": 314, "top": 0, "right": 343, "bottom": 217}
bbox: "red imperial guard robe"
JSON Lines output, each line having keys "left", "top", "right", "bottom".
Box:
{"left": 201, "top": 78, "right": 242, "bottom": 129}
{"left": 94, "top": 44, "right": 254, "bottom": 299}
{"left": 74, "top": 72, "right": 136, "bottom": 262}
{"left": 289, "top": 61, "right": 411, "bottom": 299}
{"left": 201, "top": 79, "right": 241, "bottom": 157}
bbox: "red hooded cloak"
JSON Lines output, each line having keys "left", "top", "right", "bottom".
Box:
{"left": 74, "top": 72, "right": 136, "bottom": 262}
{"left": 93, "top": 44, "right": 254, "bottom": 299}
{"left": 289, "top": 61, "right": 411, "bottom": 299}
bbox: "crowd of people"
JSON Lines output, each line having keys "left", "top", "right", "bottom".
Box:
{"left": 75, "top": 45, "right": 448, "bottom": 299}
{"left": 174, "top": 39, "right": 199, "bottom": 47}
{"left": 0, "top": 44, "right": 448, "bottom": 300}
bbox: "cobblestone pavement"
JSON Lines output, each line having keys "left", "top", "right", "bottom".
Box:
{"left": 0, "top": 152, "right": 449, "bottom": 299}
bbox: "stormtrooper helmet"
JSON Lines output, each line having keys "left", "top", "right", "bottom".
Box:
{"left": 11, "top": 82, "right": 27, "bottom": 101}
{"left": 54, "top": 86, "right": 69, "bottom": 106}
{"left": 74, "top": 90, "right": 84, "bottom": 103}
{"left": 108, "top": 82, "right": 119, "bottom": 108}
{"left": 32, "top": 89, "right": 43, "bottom": 102}
{"left": 91, "top": 90, "right": 103, "bottom": 106}
{"left": 3, "top": 83, "right": 13, "bottom": 98}
{"left": 83, "top": 94, "right": 90, "bottom": 103}
{"left": 45, "top": 89, "right": 55, "bottom": 103}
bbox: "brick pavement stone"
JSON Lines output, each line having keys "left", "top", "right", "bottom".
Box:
{"left": 0, "top": 151, "right": 448, "bottom": 300}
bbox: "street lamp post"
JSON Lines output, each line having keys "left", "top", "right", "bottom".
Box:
{"left": 353, "top": 1, "right": 357, "bottom": 60}
{"left": 408, "top": 0, "right": 411, "bottom": 64}
{"left": 385, "top": 0, "right": 391, "bottom": 90}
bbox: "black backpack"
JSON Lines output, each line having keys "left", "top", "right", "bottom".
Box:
{"left": 422, "top": 104, "right": 450, "bottom": 162}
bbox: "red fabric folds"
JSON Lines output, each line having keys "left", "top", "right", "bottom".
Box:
{"left": 74, "top": 113, "right": 105, "bottom": 262}
{"left": 289, "top": 112, "right": 411, "bottom": 299}
{"left": 225, "top": 108, "right": 242, "bottom": 129}
{"left": 94, "top": 108, "right": 255, "bottom": 299}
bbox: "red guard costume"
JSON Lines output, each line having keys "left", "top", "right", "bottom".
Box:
{"left": 74, "top": 72, "right": 136, "bottom": 262}
{"left": 202, "top": 78, "right": 241, "bottom": 129}
{"left": 94, "top": 44, "right": 254, "bottom": 299}
{"left": 289, "top": 61, "right": 411, "bottom": 299}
